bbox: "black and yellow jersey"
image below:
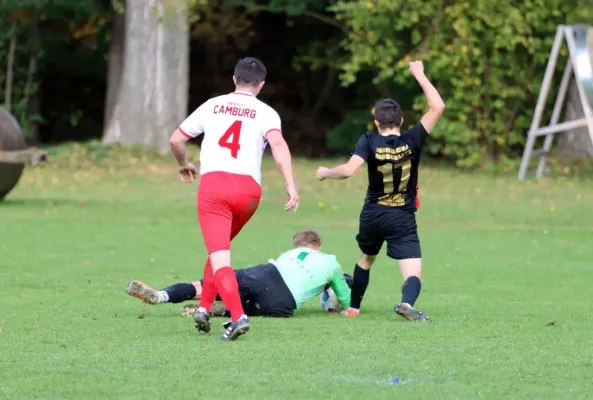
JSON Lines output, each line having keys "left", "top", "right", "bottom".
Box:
{"left": 352, "top": 123, "right": 428, "bottom": 212}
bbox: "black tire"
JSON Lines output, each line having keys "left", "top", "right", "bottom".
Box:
{"left": 0, "top": 163, "right": 25, "bottom": 201}
{"left": 0, "top": 107, "right": 27, "bottom": 201}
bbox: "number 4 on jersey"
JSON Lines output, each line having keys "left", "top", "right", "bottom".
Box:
{"left": 218, "top": 120, "right": 242, "bottom": 158}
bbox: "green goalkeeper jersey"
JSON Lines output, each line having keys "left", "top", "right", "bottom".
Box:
{"left": 269, "top": 247, "right": 351, "bottom": 309}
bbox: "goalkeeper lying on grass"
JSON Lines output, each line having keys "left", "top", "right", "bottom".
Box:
{"left": 126, "top": 229, "right": 351, "bottom": 319}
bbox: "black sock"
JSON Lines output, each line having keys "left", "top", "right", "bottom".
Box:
{"left": 163, "top": 283, "right": 197, "bottom": 303}
{"left": 401, "top": 276, "right": 421, "bottom": 306}
{"left": 350, "top": 264, "right": 370, "bottom": 309}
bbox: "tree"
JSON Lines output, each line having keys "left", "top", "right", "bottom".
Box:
{"left": 332, "top": 0, "right": 593, "bottom": 167}
{"left": 0, "top": 3, "right": 43, "bottom": 143}
{"left": 103, "top": 3, "right": 125, "bottom": 142}
{"left": 102, "top": 0, "right": 189, "bottom": 151}
{"left": 189, "top": 0, "right": 350, "bottom": 155}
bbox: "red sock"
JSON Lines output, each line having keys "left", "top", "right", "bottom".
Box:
{"left": 213, "top": 266, "right": 244, "bottom": 322}
{"left": 198, "top": 260, "right": 217, "bottom": 313}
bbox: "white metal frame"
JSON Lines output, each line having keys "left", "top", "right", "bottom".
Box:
{"left": 0, "top": 148, "right": 48, "bottom": 165}
{"left": 518, "top": 25, "right": 593, "bottom": 180}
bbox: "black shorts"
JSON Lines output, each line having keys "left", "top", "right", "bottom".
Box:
{"left": 235, "top": 263, "right": 296, "bottom": 318}
{"left": 356, "top": 203, "right": 421, "bottom": 260}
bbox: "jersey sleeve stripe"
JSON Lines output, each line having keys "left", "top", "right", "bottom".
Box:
{"left": 178, "top": 127, "right": 193, "bottom": 139}
{"left": 265, "top": 128, "right": 282, "bottom": 136}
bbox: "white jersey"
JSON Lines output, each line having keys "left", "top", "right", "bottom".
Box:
{"left": 178, "top": 91, "right": 281, "bottom": 185}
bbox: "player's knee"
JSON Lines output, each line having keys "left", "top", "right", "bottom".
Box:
{"left": 398, "top": 258, "right": 422, "bottom": 280}
{"left": 357, "top": 253, "right": 376, "bottom": 270}
{"left": 209, "top": 250, "right": 232, "bottom": 272}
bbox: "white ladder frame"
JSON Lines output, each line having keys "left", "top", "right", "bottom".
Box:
{"left": 518, "top": 25, "right": 593, "bottom": 180}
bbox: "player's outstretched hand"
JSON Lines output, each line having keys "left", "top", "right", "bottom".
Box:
{"left": 285, "top": 186, "right": 299, "bottom": 213}
{"left": 409, "top": 60, "right": 425, "bottom": 78}
{"left": 178, "top": 163, "right": 198, "bottom": 183}
{"left": 316, "top": 167, "right": 329, "bottom": 181}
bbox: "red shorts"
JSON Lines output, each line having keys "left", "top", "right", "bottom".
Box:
{"left": 197, "top": 172, "right": 262, "bottom": 254}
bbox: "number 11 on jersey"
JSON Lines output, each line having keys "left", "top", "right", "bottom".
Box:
{"left": 379, "top": 160, "right": 411, "bottom": 193}
{"left": 218, "top": 120, "right": 242, "bottom": 158}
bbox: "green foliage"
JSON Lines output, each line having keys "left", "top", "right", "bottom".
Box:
{"left": 0, "top": 9, "right": 40, "bottom": 138}
{"left": 227, "top": 0, "right": 328, "bottom": 14}
{"left": 327, "top": 109, "right": 371, "bottom": 152}
{"left": 0, "top": 0, "right": 108, "bottom": 140}
{"left": 332, "top": 0, "right": 593, "bottom": 167}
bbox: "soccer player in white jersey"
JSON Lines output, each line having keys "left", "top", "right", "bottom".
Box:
{"left": 169, "top": 57, "right": 299, "bottom": 341}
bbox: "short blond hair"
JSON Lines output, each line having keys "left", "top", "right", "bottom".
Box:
{"left": 292, "top": 229, "right": 321, "bottom": 248}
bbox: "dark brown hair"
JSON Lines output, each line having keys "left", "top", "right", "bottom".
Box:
{"left": 374, "top": 98, "right": 402, "bottom": 129}
{"left": 234, "top": 57, "right": 267, "bottom": 87}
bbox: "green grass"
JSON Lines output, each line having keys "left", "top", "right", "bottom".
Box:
{"left": 1, "top": 144, "right": 593, "bottom": 399}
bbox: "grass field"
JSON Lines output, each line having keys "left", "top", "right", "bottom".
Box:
{"left": 1, "top": 144, "right": 593, "bottom": 399}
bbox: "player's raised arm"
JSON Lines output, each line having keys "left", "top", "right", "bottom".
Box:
{"left": 266, "top": 128, "right": 299, "bottom": 213}
{"left": 409, "top": 61, "right": 445, "bottom": 133}
{"left": 316, "top": 133, "right": 369, "bottom": 181}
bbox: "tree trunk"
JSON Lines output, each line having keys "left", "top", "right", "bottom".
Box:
{"left": 557, "top": 39, "right": 593, "bottom": 159}
{"left": 4, "top": 21, "right": 17, "bottom": 112}
{"left": 24, "top": 9, "right": 40, "bottom": 145}
{"left": 27, "top": 91, "right": 40, "bottom": 145}
{"left": 102, "top": 0, "right": 189, "bottom": 151}
{"left": 103, "top": 7, "right": 125, "bottom": 138}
